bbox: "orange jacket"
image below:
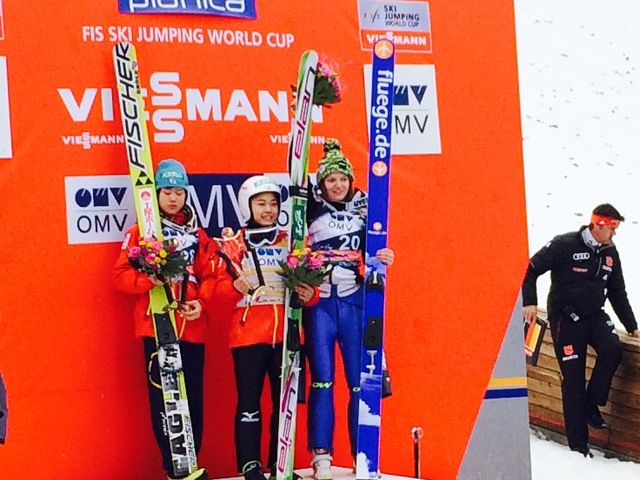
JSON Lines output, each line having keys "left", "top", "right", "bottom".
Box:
{"left": 113, "top": 223, "right": 219, "bottom": 343}
{"left": 215, "top": 228, "right": 319, "bottom": 349}
{"left": 216, "top": 274, "right": 287, "bottom": 348}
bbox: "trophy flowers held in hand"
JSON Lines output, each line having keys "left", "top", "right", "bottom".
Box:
{"left": 278, "top": 248, "right": 330, "bottom": 290}
{"left": 313, "top": 59, "right": 342, "bottom": 107}
{"left": 291, "top": 58, "right": 343, "bottom": 108}
{"left": 128, "top": 237, "right": 187, "bottom": 282}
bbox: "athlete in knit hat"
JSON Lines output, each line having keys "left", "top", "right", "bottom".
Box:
{"left": 305, "top": 139, "right": 394, "bottom": 480}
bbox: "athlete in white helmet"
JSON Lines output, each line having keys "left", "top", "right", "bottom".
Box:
{"left": 215, "top": 175, "right": 318, "bottom": 480}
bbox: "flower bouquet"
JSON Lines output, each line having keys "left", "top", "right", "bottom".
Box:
{"left": 278, "top": 248, "right": 330, "bottom": 290}
{"left": 291, "top": 58, "right": 343, "bottom": 108}
{"left": 313, "top": 60, "right": 342, "bottom": 107}
{"left": 128, "top": 237, "right": 187, "bottom": 282}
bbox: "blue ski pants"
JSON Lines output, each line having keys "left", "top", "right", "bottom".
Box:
{"left": 304, "top": 288, "right": 363, "bottom": 455}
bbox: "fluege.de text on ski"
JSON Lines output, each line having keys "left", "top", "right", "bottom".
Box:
{"left": 371, "top": 69, "right": 394, "bottom": 159}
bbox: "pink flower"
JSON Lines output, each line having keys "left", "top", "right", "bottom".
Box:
{"left": 308, "top": 257, "right": 324, "bottom": 269}
{"left": 152, "top": 241, "right": 163, "bottom": 252}
{"left": 319, "top": 63, "right": 333, "bottom": 77}
{"left": 145, "top": 254, "right": 156, "bottom": 264}
{"left": 129, "top": 246, "right": 141, "bottom": 258}
{"left": 287, "top": 256, "right": 300, "bottom": 268}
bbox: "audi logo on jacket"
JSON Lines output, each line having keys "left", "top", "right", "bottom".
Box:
{"left": 522, "top": 226, "right": 638, "bottom": 333}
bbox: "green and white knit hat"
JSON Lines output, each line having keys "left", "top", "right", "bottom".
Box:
{"left": 316, "top": 138, "right": 354, "bottom": 184}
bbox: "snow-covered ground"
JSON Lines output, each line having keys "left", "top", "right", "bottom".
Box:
{"left": 515, "top": 0, "right": 640, "bottom": 478}
{"left": 530, "top": 430, "right": 639, "bottom": 479}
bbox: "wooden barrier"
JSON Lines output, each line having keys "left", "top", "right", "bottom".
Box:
{"left": 527, "top": 310, "right": 640, "bottom": 461}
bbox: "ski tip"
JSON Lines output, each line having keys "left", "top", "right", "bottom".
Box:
{"left": 373, "top": 39, "right": 395, "bottom": 60}
{"left": 302, "top": 50, "right": 319, "bottom": 63}
{"left": 113, "top": 41, "right": 135, "bottom": 53}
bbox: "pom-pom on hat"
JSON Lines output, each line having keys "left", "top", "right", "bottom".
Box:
{"left": 316, "top": 139, "right": 354, "bottom": 184}
{"left": 155, "top": 158, "right": 189, "bottom": 190}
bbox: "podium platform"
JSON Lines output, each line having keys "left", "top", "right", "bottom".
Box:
{"left": 217, "top": 467, "right": 417, "bottom": 480}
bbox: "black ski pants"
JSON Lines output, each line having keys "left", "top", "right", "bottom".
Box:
{"left": 549, "top": 310, "right": 622, "bottom": 449}
{"left": 231, "top": 343, "right": 283, "bottom": 474}
{"left": 144, "top": 337, "right": 205, "bottom": 477}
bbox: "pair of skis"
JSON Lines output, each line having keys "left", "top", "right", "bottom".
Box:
{"left": 113, "top": 42, "right": 200, "bottom": 479}
{"left": 278, "top": 40, "right": 396, "bottom": 480}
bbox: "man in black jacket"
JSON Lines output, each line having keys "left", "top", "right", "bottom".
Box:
{"left": 522, "top": 204, "right": 640, "bottom": 457}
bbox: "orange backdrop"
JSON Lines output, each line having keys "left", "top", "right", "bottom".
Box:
{"left": 0, "top": 1, "right": 528, "bottom": 479}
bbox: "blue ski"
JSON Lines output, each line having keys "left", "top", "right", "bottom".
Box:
{"left": 356, "top": 39, "right": 396, "bottom": 480}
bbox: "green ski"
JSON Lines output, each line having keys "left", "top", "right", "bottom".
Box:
{"left": 113, "top": 42, "right": 199, "bottom": 478}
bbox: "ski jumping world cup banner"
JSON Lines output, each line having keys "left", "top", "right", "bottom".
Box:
{"left": 0, "top": 1, "right": 531, "bottom": 479}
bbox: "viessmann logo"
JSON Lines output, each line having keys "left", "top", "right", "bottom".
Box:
{"left": 58, "top": 72, "right": 324, "bottom": 147}
{"left": 118, "top": 0, "right": 257, "bottom": 20}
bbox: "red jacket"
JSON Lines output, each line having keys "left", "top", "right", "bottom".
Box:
{"left": 214, "top": 228, "right": 319, "bottom": 349}
{"left": 114, "top": 221, "right": 219, "bottom": 343}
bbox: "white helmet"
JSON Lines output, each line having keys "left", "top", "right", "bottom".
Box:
{"left": 238, "top": 175, "right": 282, "bottom": 224}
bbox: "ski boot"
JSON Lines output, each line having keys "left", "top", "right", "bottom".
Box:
{"left": 242, "top": 461, "right": 265, "bottom": 480}
{"left": 311, "top": 449, "right": 332, "bottom": 480}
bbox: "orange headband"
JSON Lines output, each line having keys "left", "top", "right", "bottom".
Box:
{"left": 591, "top": 214, "right": 620, "bottom": 228}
